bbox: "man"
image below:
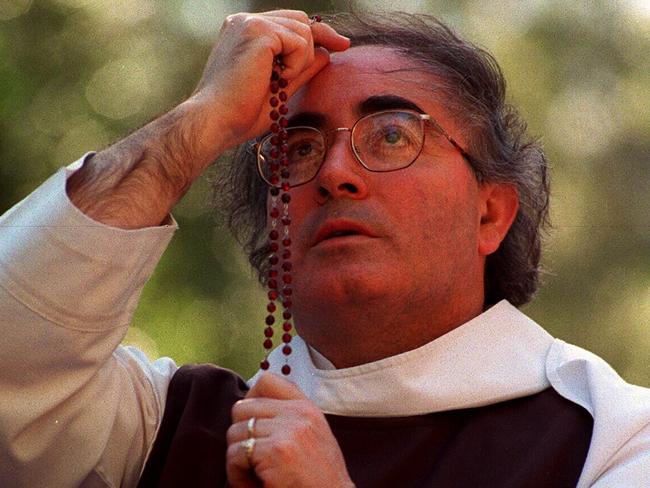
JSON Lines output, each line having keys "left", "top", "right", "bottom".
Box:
{"left": 0, "top": 9, "right": 648, "bottom": 488}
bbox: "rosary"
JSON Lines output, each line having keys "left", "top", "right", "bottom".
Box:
{"left": 260, "top": 15, "right": 322, "bottom": 376}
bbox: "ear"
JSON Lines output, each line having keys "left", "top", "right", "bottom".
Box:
{"left": 478, "top": 182, "right": 519, "bottom": 256}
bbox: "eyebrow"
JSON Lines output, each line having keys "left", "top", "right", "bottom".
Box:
{"left": 286, "top": 94, "right": 427, "bottom": 129}
{"left": 358, "top": 94, "right": 426, "bottom": 116}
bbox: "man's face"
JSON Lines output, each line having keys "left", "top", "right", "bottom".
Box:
{"left": 281, "top": 46, "right": 485, "bottom": 332}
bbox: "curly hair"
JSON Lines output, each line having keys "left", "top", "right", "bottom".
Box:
{"left": 211, "top": 12, "right": 550, "bottom": 308}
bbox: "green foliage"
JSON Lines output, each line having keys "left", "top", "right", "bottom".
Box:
{"left": 1, "top": 0, "right": 648, "bottom": 384}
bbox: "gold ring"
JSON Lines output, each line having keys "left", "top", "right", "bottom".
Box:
{"left": 242, "top": 437, "right": 256, "bottom": 467}
{"left": 247, "top": 417, "right": 256, "bottom": 438}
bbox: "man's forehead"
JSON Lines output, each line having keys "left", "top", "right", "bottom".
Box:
{"left": 288, "top": 45, "right": 443, "bottom": 116}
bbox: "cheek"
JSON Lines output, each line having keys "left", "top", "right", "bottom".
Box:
{"left": 401, "top": 167, "right": 480, "bottom": 254}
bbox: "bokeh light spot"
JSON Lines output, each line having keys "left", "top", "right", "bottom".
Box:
{"left": 0, "top": 0, "right": 33, "bottom": 20}
{"left": 85, "top": 58, "right": 150, "bottom": 119}
{"left": 179, "top": 0, "right": 243, "bottom": 40}
{"left": 54, "top": 116, "right": 110, "bottom": 168}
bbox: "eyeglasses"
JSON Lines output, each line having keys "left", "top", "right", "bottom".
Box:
{"left": 255, "top": 109, "right": 476, "bottom": 188}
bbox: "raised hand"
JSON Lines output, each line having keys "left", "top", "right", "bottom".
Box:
{"left": 187, "top": 10, "right": 350, "bottom": 158}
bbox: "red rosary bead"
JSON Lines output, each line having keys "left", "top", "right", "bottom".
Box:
{"left": 265, "top": 54, "right": 297, "bottom": 377}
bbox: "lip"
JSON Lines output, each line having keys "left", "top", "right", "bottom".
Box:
{"left": 312, "top": 219, "right": 378, "bottom": 247}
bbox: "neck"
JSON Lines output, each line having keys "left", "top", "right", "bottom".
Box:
{"left": 294, "top": 292, "right": 485, "bottom": 369}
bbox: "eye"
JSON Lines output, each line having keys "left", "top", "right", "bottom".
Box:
{"left": 296, "top": 143, "right": 313, "bottom": 156}
{"left": 384, "top": 129, "right": 402, "bottom": 145}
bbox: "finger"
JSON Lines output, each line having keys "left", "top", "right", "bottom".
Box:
{"left": 259, "top": 9, "right": 311, "bottom": 24}
{"left": 265, "top": 17, "right": 315, "bottom": 68}
{"left": 231, "top": 397, "right": 293, "bottom": 423}
{"left": 263, "top": 25, "right": 314, "bottom": 80}
{"left": 263, "top": 11, "right": 350, "bottom": 52}
{"left": 247, "top": 372, "right": 307, "bottom": 400}
{"left": 310, "top": 22, "right": 351, "bottom": 52}
{"left": 226, "top": 437, "right": 276, "bottom": 481}
{"left": 283, "top": 46, "right": 331, "bottom": 99}
{"left": 226, "top": 439, "right": 260, "bottom": 488}
{"left": 226, "top": 418, "right": 272, "bottom": 445}
{"left": 226, "top": 438, "right": 275, "bottom": 488}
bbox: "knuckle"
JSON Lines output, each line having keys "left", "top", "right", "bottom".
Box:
{"left": 297, "top": 22, "right": 311, "bottom": 38}
{"left": 273, "top": 438, "right": 295, "bottom": 462}
{"left": 293, "top": 10, "right": 310, "bottom": 23}
{"left": 224, "top": 12, "right": 244, "bottom": 26}
{"left": 295, "top": 418, "right": 312, "bottom": 437}
{"left": 243, "top": 15, "right": 265, "bottom": 31}
{"left": 298, "top": 401, "right": 319, "bottom": 420}
{"left": 295, "top": 37, "right": 309, "bottom": 50}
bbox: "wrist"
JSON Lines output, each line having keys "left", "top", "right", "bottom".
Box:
{"left": 176, "top": 96, "right": 235, "bottom": 166}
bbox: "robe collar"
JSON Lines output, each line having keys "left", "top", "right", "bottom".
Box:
{"left": 250, "top": 300, "right": 554, "bottom": 417}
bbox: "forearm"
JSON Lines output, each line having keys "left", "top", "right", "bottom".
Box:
{"left": 66, "top": 100, "right": 220, "bottom": 229}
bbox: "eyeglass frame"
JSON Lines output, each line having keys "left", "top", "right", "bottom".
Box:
{"left": 253, "top": 108, "right": 479, "bottom": 188}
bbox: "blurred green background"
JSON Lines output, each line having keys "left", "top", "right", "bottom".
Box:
{"left": 1, "top": 0, "right": 649, "bottom": 384}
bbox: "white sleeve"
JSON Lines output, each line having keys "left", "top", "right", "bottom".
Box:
{"left": 0, "top": 153, "right": 179, "bottom": 488}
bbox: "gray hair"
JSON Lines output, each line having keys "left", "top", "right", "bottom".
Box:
{"left": 211, "top": 12, "right": 550, "bottom": 308}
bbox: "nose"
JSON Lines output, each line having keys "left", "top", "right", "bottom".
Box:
{"left": 314, "top": 129, "right": 369, "bottom": 203}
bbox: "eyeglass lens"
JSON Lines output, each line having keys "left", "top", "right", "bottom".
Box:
{"left": 259, "top": 111, "right": 424, "bottom": 187}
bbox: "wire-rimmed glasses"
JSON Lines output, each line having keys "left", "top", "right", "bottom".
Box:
{"left": 255, "top": 109, "right": 476, "bottom": 188}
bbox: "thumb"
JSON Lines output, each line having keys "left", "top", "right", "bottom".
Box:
{"left": 246, "top": 372, "right": 306, "bottom": 400}
{"left": 284, "top": 47, "right": 331, "bottom": 98}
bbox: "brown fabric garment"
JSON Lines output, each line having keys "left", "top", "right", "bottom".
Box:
{"left": 138, "top": 364, "right": 593, "bottom": 488}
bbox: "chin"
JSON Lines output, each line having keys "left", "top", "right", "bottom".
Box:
{"left": 294, "top": 265, "right": 394, "bottom": 307}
